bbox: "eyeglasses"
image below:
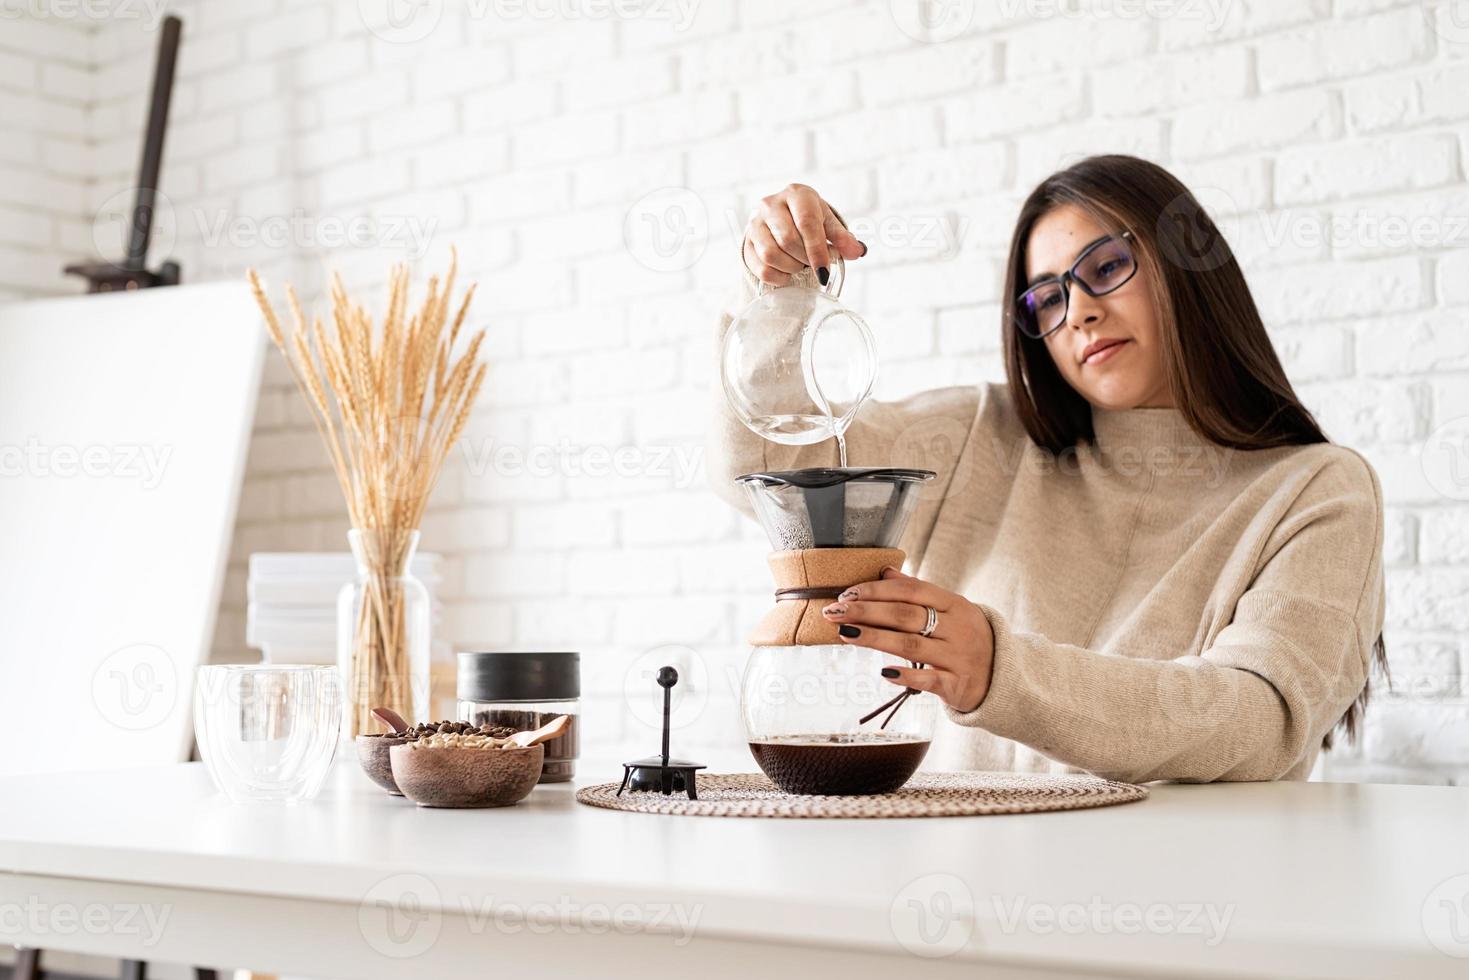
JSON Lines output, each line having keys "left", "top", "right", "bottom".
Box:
{"left": 1014, "top": 231, "right": 1137, "bottom": 340}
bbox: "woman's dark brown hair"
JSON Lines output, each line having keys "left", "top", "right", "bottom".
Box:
{"left": 1000, "top": 153, "right": 1386, "bottom": 752}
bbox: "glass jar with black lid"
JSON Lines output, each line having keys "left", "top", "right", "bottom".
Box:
{"left": 457, "top": 650, "right": 580, "bottom": 783}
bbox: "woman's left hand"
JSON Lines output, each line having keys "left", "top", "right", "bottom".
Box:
{"left": 822, "top": 566, "right": 996, "bottom": 713}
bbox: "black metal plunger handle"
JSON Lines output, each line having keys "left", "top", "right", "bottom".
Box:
{"left": 615, "top": 665, "right": 704, "bottom": 800}
{"left": 657, "top": 666, "right": 677, "bottom": 766}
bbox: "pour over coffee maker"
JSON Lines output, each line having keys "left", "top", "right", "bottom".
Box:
{"left": 724, "top": 246, "right": 937, "bottom": 794}
{"left": 737, "top": 467, "right": 937, "bottom": 795}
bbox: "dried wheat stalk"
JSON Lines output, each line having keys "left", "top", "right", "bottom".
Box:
{"left": 247, "top": 251, "right": 486, "bottom": 734}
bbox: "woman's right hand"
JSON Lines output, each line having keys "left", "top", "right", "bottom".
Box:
{"left": 742, "top": 183, "right": 867, "bottom": 288}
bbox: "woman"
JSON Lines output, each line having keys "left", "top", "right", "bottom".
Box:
{"left": 709, "top": 155, "right": 1387, "bottom": 784}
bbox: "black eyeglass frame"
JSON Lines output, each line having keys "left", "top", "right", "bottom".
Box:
{"left": 1014, "top": 230, "right": 1138, "bottom": 340}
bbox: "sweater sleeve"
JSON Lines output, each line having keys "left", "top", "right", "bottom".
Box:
{"left": 945, "top": 449, "right": 1387, "bottom": 784}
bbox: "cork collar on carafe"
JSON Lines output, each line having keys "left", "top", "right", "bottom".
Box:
{"left": 749, "top": 547, "right": 904, "bottom": 647}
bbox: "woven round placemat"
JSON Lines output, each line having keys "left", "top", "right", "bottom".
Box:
{"left": 575, "top": 771, "right": 1148, "bottom": 819}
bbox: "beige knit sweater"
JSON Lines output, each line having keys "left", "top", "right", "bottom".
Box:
{"left": 710, "top": 263, "right": 1386, "bottom": 783}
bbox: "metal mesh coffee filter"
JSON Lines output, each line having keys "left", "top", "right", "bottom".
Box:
{"left": 737, "top": 467, "right": 936, "bottom": 550}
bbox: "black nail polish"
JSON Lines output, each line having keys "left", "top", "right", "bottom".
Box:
{"left": 880, "top": 667, "right": 900, "bottom": 678}
{"left": 817, "top": 266, "right": 829, "bottom": 286}
{"left": 838, "top": 624, "right": 860, "bottom": 638}
{"left": 858, "top": 240, "right": 868, "bottom": 256}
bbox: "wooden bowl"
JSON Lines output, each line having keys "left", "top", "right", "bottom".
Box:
{"left": 389, "top": 742, "right": 544, "bottom": 808}
{"left": 356, "top": 734, "right": 413, "bottom": 795}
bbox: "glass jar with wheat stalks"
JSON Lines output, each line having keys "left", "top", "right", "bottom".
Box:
{"left": 248, "top": 253, "right": 486, "bottom": 736}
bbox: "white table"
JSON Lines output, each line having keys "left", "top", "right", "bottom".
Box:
{"left": 2, "top": 760, "right": 1467, "bottom": 979}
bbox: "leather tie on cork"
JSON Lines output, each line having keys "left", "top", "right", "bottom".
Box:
{"left": 774, "top": 586, "right": 846, "bottom": 602}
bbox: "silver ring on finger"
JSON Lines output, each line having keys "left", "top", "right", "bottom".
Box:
{"left": 919, "top": 605, "right": 939, "bottom": 638}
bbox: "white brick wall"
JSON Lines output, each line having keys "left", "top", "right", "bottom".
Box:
{"left": 2, "top": 0, "right": 1467, "bottom": 783}
{"left": 0, "top": 14, "right": 93, "bottom": 300}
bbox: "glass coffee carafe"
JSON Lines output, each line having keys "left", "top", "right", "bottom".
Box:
{"left": 737, "top": 467, "right": 937, "bottom": 795}
{"left": 721, "top": 254, "right": 876, "bottom": 465}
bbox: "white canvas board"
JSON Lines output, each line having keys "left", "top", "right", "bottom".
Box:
{"left": 0, "top": 283, "right": 264, "bottom": 775}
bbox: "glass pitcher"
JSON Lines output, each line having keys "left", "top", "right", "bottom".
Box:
{"left": 721, "top": 254, "right": 877, "bottom": 461}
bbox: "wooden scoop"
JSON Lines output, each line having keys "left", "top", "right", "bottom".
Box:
{"left": 505, "top": 715, "right": 571, "bottom": 749}
{"left": 372, "top": 706, "right": 410, "bottom": 733}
